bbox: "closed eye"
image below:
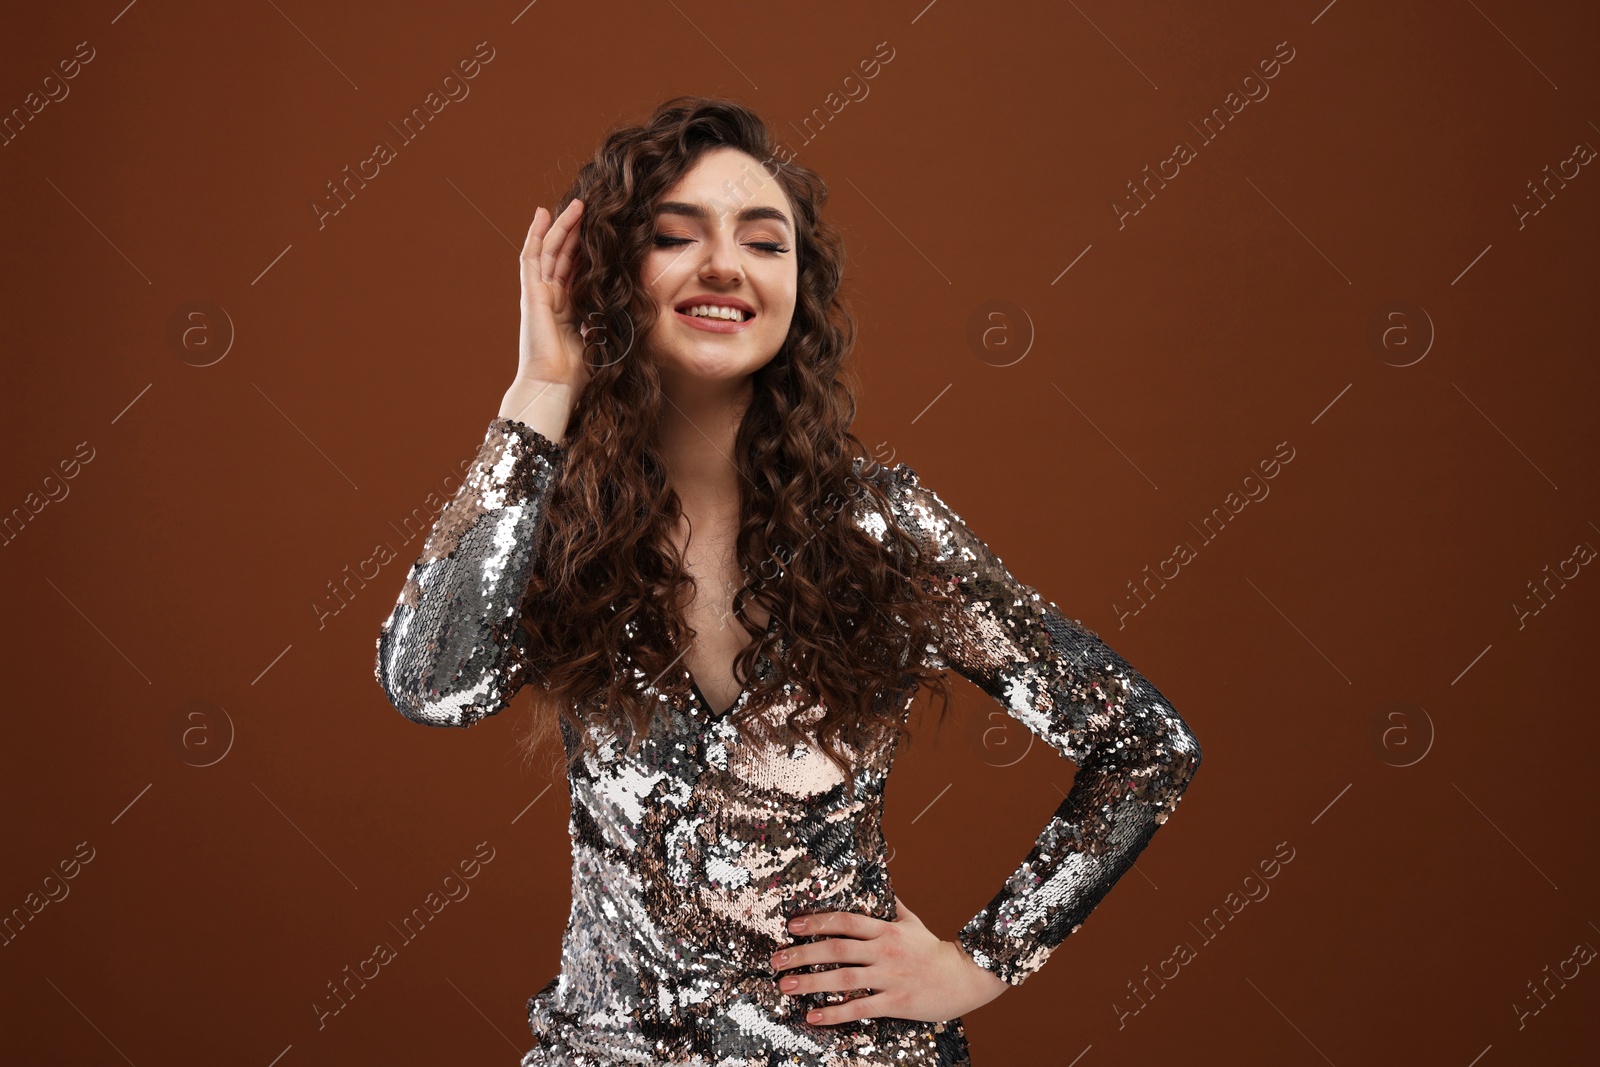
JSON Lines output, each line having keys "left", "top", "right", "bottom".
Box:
{"left": 653, "top": 235, "right": 789, "bottom": 254}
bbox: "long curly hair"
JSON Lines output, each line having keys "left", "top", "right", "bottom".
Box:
{"left": 515, "top": 96, "right": 960, "bottom": 792}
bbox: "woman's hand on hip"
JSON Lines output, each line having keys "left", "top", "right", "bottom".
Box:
{"left": 771, "top": 894, "right": 1010, "bottom": 1025}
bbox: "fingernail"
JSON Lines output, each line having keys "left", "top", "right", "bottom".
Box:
{"left": 807, "top": 1010, "right": 822, "bottom": 1023}
{"left": 790, "top": 917, "right": 807, "bottom": 932}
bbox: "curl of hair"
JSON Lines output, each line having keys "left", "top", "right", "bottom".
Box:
{"left": 514, "top": 96, "right": 961, "bottom": 798}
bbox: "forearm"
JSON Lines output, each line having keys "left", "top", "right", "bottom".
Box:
{"left": 954, "top": 617, "right": 1202, "bottom": 986}
{"left": 374, "top": 416, "right": 567, "bottom": 726}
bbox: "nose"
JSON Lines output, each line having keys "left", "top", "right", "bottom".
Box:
{"left": 697, "top": 227, "right": 745, "bottom": 285}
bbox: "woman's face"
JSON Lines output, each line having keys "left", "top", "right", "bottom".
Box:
{"left": 640, "top": 147, "right": 798, "bottom": 396}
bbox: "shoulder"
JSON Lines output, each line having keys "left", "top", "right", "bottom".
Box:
{"left": 849, "top": 455, "right": 921, "bottom": 492}
{"left": 847, "top": 456, "right": 920, "bottom": 510}
{"left": 845, "top": 456, "right": 952, "bottom": 546}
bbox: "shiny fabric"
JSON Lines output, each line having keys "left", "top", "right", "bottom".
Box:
{"left": 375, "top": 417, "right": 1202, "bottom": 1065}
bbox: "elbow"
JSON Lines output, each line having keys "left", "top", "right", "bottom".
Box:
{"left": 1133, "top": 713, "right": 1199, "bottom": 822}
{"left": 376, "top": 672, "right": 486, "bottom": 730}
{"left": 374, "top": 627, "right": 482, "bottom": 729}
{"left": 376, "top": 681, "right": 452, "bottom": 729}
{"left": 372, "top": 595, "right": 529, "bottom": 730}
{"left": 1167, "top": 714, "right": 1201, "bottom": 790}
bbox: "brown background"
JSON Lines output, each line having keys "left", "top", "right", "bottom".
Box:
{"left": 4, "top": 1, "right": 1597, "bottom": 1063}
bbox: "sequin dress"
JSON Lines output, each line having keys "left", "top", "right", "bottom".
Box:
{"left": 374, "top": 417, "right": 1202, "bottom": 1066}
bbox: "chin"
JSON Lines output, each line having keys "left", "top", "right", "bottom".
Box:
{"left": 653, "top": 336, "right": 779, "bottom": 383}
{"left": 659, "top": 351, "right": 759, "bottom": 382}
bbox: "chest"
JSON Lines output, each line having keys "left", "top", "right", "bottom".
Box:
{"left": 673, "top": 516, "right": 770, "bottom": 717}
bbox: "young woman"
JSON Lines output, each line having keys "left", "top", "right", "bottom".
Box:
{"left": 374, "top": 96, "right": 1201, "bottom": 1067}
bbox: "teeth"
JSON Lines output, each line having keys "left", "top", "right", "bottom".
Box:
{"left": 683, "top": 304, "right": 748, "bottom": 321}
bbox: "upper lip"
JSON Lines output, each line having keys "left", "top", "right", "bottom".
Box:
{"left": 675, "top": 294, "right": 756, "bottom": 318}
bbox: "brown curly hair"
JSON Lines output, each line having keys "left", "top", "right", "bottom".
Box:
{"left": 515, "top": 96, "right": 961, "bottom": 793}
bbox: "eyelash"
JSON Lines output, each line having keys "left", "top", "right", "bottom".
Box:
{"left": 653, "top": 235, "right": 790, "bottom": 254}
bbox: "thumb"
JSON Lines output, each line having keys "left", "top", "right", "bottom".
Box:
{"left": 892, "top": 893, "right": 918, "bottom": 922}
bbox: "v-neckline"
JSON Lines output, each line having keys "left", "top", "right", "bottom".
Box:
{"left": 684, "top": 614, "right": 779, "bottom": 719}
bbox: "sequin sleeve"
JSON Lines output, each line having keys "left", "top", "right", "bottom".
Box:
{"left": 885, "top": 463, "right": 1202, "bottom": 987}
{"left": 374, "top": 416, "right": 566, "bottom": 728}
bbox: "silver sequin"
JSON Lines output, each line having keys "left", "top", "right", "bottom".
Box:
{"left": 375, "top": 418, "right": 1201, "bottom": 1065}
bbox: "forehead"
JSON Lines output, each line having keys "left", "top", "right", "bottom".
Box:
{"left": 656, "top": 147, "right": 792, "bottom": 225}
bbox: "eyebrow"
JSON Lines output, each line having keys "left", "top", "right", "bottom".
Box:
{"left": 654, "top": 200, "right": 793, "bottom": 233}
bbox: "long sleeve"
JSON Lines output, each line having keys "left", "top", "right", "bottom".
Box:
{"left": 374, "top": 416, "right": 567, "bottom": 728}
{"left": 886, "top": 463, "right": 1201, "bottom": 987}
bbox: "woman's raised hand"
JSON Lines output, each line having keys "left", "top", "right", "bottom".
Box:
{"left": 500, "top": 201, "right": 587, "bottom": 437}
{"left": 514, "top": 199, "right": 589, "bottom": 393}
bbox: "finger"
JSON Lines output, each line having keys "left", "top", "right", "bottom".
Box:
{"left": 521, "top": 209, "right": 549, "bottom": 288}
{"left": 772, "top": 937, "right": 877, "bottom": 973}
{"left": 789, "top": 911, "right": 876, "bottom": 940}
{"left": 549, "top": 200, "right": 584, "bottom": 289}
{"left": 891, "top": 894, "right": 916, "bottom": 921}
{"left": 545, "top": 199, "right": 582, "bottom": 287}
{"left": 804, "top": 991, "right": 893, "bottom": 1027}
{"left": 776, "top": 963, "right": 878, "bottom": 997}
{"left": 541, "top": 199, "right": 583, "bottom": 289}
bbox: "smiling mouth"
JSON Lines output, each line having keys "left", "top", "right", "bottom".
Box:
{"left": 675, "top": 304, "right": 756, "bottom": 322}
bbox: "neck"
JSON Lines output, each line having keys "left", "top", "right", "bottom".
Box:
{"left": 656, "top": 372, "right": 752, "bottom": 518}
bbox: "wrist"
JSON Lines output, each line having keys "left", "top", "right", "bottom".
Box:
{"left": 950, "top": 938, "right": 1010, "bottom": 996}
{"left": 499, "top": 379, "right": 576, "bottom": 445}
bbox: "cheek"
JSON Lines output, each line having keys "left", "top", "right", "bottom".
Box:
{"left": 643, "top": 256, "right": 691, "bottom": 300}
{"left": 768, "top": 293, "right": 797, "bottom": 329}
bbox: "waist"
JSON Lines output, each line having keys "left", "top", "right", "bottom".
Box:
{"left": 562, "top": 863, "right": 896, "bottom": 977}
